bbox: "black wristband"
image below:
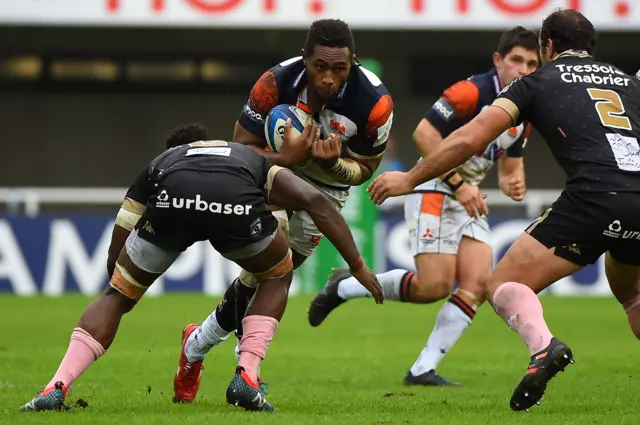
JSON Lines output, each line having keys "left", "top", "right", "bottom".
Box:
{"left": 444, "top": 179, "right": 464, "bottom": 192}
{"left": 442, "top": 171, "right": 464, "bottom": 192}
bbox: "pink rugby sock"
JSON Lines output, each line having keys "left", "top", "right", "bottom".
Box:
{"left": 238, "top": 315, "right": 279, "bottom": 384}
{"left": 46, "top": 327, "right": 105, "bottom": 389}
{"left": 492, "top": 282, "right": 553, "bottom": 355}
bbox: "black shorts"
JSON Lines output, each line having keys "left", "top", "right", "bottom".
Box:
{"left": 136, "top": 169, "right": 278, "bottom": 258}
{"left": 527, "top": 190, "right": 640, "bottom": 266}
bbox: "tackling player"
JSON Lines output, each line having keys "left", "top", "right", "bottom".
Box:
{"left": 173, "top": 18, "right": 393, "bottom": 403}
{"left": 308, "top": 27, "right": 539, "bottom": 386}
{"left": 19, "top": 123, "right": 382, "bottom": 413}
{"left": 369, "top": 9, "right": 640, "bottom": 411}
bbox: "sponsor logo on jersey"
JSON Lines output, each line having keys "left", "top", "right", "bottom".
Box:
{"left": 433, "top": 98, "right": 455, "bottom": 121}
{"left": 155, "top": 190, "right": 253, "bottom": 215}
{"left": 307, "top": 235, "right": 323, "bottom": 246}
{"left": 563, "top": 243, "right": 581, "bottom": 255}
{"left": 622, "top": 230, "right": 640, "bottom": 240}
{"left": 244, "top": 103, "right": 263, "bottom": 121}
{"left": 185, "top": 147, "right": 231, "bottom": 157}
{"left": 603, "top": 219, "right": 622, "bottom": 238}
{"left": 476, "top": 141, "right": 505, "bottom": 161}
{"left": 330, "top": 119, "right": 346, "bottom": 135}
{"left": 318, "top": 113, "right": 358, "bottom": 142}
{"left": 556, "top": 63, "right": 631, "bottom": 87}
{"left": 142, "top": 221, "right": 155, "bottom": 235}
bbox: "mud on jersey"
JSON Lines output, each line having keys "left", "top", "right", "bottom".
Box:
{"left": 415, "top": 69, "right": 530, "bottom": 194}
{"left": 237, "top": 56, "right": 394, "bottom": 190}
{"left": 494, "top": 53, "right": 640, "bottom": 192}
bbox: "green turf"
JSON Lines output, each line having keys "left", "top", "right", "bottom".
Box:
{"left": 0, "top": 294, "right": 637, "bottom": 424}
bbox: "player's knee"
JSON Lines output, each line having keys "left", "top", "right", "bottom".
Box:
{"left": 413, "top": 273, "right": 452, "bottom": 302}
{"left": 254, "top": 249, "right": 294, "bottom": 282}
{"left": 623, "top": 293, "right": 640, "bottom": 340}
{"left": 238, "top": 269, "right": 259, "bottom": 289}
{"left": 454, "top": 287, "right": 484, "bottom": 308}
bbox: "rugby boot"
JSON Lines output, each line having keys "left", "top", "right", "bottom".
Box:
{"left": 403, "top": 370, "right": 463, "bottom": 387}
{"left": 234, "top": 339, "right": 269, "bottom": 394}
{"left": 226, "top": 366, "right": 275, "bottom": 412}
{"left": 510, "top": 337, "right": 574, "bottom": 411}
{"left": 173, "top": 323, "right": 204, "bottom": 403}
{"left": 19, "top": 381, "right": 67, "bottom": 412}
{"left": 308, "top": 268, "right": 350, "bottom": 327}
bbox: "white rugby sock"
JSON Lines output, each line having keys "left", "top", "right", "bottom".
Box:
{"left": 185, "top": 311, "right": 231, "bottom": 362}
{"left": 409, "top": 296, "right": 475, "bottom": 376}
{"left": 337, "top": 269, "right": 414, "bottom": 301}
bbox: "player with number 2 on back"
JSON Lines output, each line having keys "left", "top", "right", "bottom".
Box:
{"left": 172, "top": 18, "right": 393, "bottom": 406}
{"left": 368, "top": 9, "right": 640, "bottom": 411}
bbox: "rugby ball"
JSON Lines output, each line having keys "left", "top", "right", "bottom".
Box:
{"left": 264, "top": 104, "right": 316, "bottom": 153}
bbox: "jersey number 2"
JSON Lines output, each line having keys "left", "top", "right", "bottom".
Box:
{"left": 587, "top": 88, "right": 632, "bottom": 131}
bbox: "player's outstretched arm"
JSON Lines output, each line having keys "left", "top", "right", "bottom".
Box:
{"left": 367, "top": 106, "right": 513, "bottom": 205}
{"left": 406, "top": 106, "right": 513, "bottom": 189}
{"left": 267, "top": 167, "right": 383, "bottom": 303}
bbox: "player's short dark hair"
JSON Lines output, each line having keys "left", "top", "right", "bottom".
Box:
{"left": 164, "top": 123, "right": 209, "bottom": 149}
{"left": 497, "top": 26, "right": 540, "bottom": 57}
{"left": 540, "top": 9, "right": 597, "bottom": 55}
{"left": 304, "top": 19, "right": 355, "bottom": 57}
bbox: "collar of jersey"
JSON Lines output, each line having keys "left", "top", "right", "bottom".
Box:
{"left": 554, "top": 50, "right": 592, "bottom": 61}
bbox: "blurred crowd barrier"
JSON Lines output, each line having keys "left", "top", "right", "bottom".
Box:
{"left": 0, "top": 186, "right": 612, "bottom": 297}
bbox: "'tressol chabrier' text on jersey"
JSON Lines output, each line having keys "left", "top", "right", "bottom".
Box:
{"left": 495, "top": 53, "right": 640, "bottom": 192}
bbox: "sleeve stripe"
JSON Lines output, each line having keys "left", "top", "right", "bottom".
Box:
{"left": 265, "top": 165, "right": 285, "bottom": 203}
{"left": 492, "top": 98, "right": 520, "bottom": 126}
{"left": 122, "top": 198, "right": 146, "bottom": 214}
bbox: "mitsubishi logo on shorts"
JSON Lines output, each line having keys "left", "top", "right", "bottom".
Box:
{"left": 603, "top": 220, "right": 622, "bottom": 238}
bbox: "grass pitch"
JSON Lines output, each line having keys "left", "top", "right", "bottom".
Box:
{"left": 0, "top": 294, "right": 637, "bottom": 425}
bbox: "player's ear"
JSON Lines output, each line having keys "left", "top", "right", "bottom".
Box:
{"left": 546, "top": 39, "right": 555, "bottom": 58}
{"left": 492, "top": 52, "right": 502, "bottom": 68}
{"left": 301, "top": 48, "right": 306, "bottom": 62}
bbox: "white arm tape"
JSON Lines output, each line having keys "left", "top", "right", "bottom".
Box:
{"left": 115, "top": 208, "right": 142, "bottom": 231}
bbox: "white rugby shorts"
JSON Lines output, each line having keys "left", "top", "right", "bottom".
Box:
{"left": 404, "top": 192, "right": 490, "bottom": 255}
